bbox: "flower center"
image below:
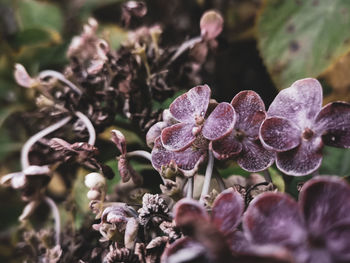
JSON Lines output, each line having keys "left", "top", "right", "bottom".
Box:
{"left": 234, "top": 129, "right": 246, "bottom": 142}
{"left": 302, "top": 128, "right": 314, "bottom": 140}
{"left": 195, "top": 115, "right": 205, "bottom": 126}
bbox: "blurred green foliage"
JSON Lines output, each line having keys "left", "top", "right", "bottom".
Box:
{"left": 257, "top": 0, "right": 350, "bottom": 90}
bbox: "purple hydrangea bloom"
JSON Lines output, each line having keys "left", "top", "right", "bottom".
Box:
{"left": 211, "top": 91, "right": 275, "bottom": 172}
{"left": 259, "top": 78, "right": 350, "bottom": 176}
{"left": 161, "top": 85, "right": 236, "bottom": 152}
{"left": 243, "top": 176, "right": 350, "bottom": 263}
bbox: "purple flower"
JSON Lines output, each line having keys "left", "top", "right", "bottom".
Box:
{"left": 259, "top": 78, "right": 350, "bottom": 176}
{"left": 161, "top": 85, "right": 236, "bottom": 152}
{"left": 162, "top": 189, "right": 292, "bottom": 263}
{"left": 162, "top": 188, "right": 244, "bottom": 262}
{"left": 151, "top": 137, "right": 207, "bottom": 177}
{"left": 243, "top": 176, "right": 350, "bottom": 263}
{"left": 211, "top": 91, "right": 275, "bottom": 172}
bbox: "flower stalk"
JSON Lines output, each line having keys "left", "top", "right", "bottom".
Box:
{"left": 200, "top": 150, "right": 214, "bottom": 203}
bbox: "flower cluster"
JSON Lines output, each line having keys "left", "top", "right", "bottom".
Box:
{"left": 163, "top": 176, "right": 350, "bottom": 263}
{"left": 148, "top": 78, "right": 350, "bottom": 177}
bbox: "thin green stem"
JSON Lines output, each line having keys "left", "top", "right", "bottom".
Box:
{"left": 200, "top": 150, "right": 214, "bottom": 203}
{"left": 186, "top": 177, "right": 193, "bottom": 198}
{"left": 44, "top": 196, "right": 61, "bottom": 246}
{"left": 75, "top": 111, "right": 96, "bottom": 146}
{"left": 39, "top": 70, "right": 82, "bottom": 95}
{"left": 126, "top": 150, "right": 152, "bottom": 162}
{"left": 21, "top": 116, "right": 72, "bottom": 169}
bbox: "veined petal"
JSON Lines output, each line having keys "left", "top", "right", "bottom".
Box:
{"left": 231, "top": 90, "right": 266, "bottom": 137}
{"left": 276, "top": 137, "right": 323, "bottom": 176}
{"left": 202, "top": 102, "right": 236, "bottom": 141}
{"left": 243, "top": 192, "right": 306, "bottom": 249}
{"left": 169, "top": 85, "right": 211, "bottom": 123}
{"left": 237, "top": 140, "right": 275, "bottom": 172}
{"left": 260, "top": 117, "right": 301, "bottom": 152}
{"left": 210, "top": 132, "right": 242, "bottom": 160}
{"left": 174, "top": 198, "right": 209, "bottom": 227}
{"left": 151, "top": 138, "right": 206, "bottom": 176}
{"left": 211, "top": 188, "right": 244, "bottom": 235}
{"left": 161, "top": 123, "right": 196, "bottom": 151}
{"left": 146, "top": 121, "right": 168, "bottom": 148}
{"left": 299, "top": 176, "right": 350, "bottom": 234}
{"left": 326, "top": 221, "right": 350, "bottom": 262}
{"left": 268, "top": 78, "right": 322, "bottom": 129}
{"left": 161, "top": 237, "right": 209, "bottom": 263}
{"left": 315, "top": 102, "right": 350, "bottom": 148}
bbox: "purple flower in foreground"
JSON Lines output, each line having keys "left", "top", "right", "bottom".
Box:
{"left": 243, "top": 176, "right": 350, "bottom": 263}
{"left": 161, "top": 85, "right": 236, "bottom": 152}
{"left": 162, "top": 189, "right": 292, "bottom": 263}
{"left": 260, "top": 78, "right": 350, "bottom": 176}
{"left": 211, "top": 91, "right": 275, "bottom": 172}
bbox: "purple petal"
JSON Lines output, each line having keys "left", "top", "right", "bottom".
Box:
{"left": 314, "top": 102, "right": 350, "bottom": 148}
{"left": 231, "top": 90, "right": 266, "bottom": 138}
{"left": 146, "top": 121, "right": 168, "bottom": 148}
{"left": 211, "top": 188, "right": 244, "bottom": 236}
{"left": 237, "top": 140, "right": 275, "bottom": 172}
{"left": 243, "top": 192, "right": 306, "bottom": 249}
{"left": 161, "top": 237, "right": 209, "bottom": 263}
{"left": 326, "top": 221, "right": 350, "bottom": 261}
{"left": 299, "top": 176, "right": 350, "bottom": 234}
{"left": 161, "top": 123, "right": 196, "bottom": 151}
{"left": 260, "top": 117, "right": 301, "bottom": 152}
{"left": 169, "top": 85, "right": 211, "bottom": 123}
{"left": 202, "top": 102, "right": 236, "bottom": 141}
{"left": 210, "top": 133, "right": 242, "bottom": 160}
{"left": 173, "top": 198, "right": 209, "bottom": 227}
{"left": 151, "top": 138, "right": 206, "bottom": 176}
{"left": 268, "top": 78, "right": 322, "bottom": 128}
{"left": 276, "top": 136, "right": 323, "bottom": 176}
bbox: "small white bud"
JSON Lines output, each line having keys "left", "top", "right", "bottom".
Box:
{"left": 87, "top": 189, "right": 101, "bottom": 200}
{"left": 85, "top": 172, "right": 106, "bottom": 189}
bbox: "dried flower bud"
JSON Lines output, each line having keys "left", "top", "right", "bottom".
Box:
{"left": 159, "top": 178, "right": 183, "bottom": 201}
{"left": 200, "top": 10, "right": 224, "bottom": 41}
{"left": 14, "top": 63, "right": 37, "bottom": 88}
{"left": 124, "top": 217, "right": 139, "bottom": 249}
{"left": 138, "top": 193, "right": 169, "bottom": 225}
{"left": 123, "top": 1, "right": 147, "bottom": 18}
{"left": 85, "top": 172, "right": 106, "bottom": 189}
{"left": 160, "top": 160, "right": 178, "bottom": 179}
{"left": 35, "top": 95, "right": 55, "bottom": 108}
{"left": 19, "top": 201, "right": 38, "bottom": 221}
{"left": 111, "top": 130, "right": 127, "bottom": 155}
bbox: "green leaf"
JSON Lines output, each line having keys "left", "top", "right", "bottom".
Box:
{"left": 320, "top": 146, "right": 350, "bottom": 177}
{"left": 268, "top": 167, "right": 285, "bottom": 192}
{"left": 12, "top": 28, "right": 59, "bottom": 48}
{"left": 257, "top": 0, "right": 350, "bottom": 89}
{"left": 16, "top": 0, "right": 63, "bottom": 32}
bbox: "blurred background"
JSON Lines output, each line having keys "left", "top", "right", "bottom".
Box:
{"left": 1, "top": 0, "right": 350, "bottom": 261}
